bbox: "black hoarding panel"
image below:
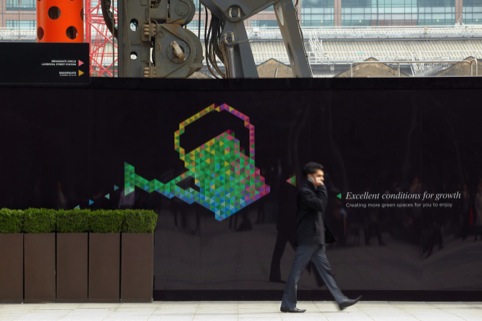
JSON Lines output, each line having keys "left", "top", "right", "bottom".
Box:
{"left": 0, "top": 78, "right": 481, "bottom": 300}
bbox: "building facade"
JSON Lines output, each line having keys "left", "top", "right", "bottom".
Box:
{"left": 300, "top": 0, "right": 482, "bottom": 27}
{"left": 1, "top": 1, "right": 481, "bottom": 35}
{"left": 0, "top": 0, "right": 35, "bottom": 29}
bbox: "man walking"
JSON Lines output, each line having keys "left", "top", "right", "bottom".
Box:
{"left": 280, "top": 162, "right": 361, "bottom": 313}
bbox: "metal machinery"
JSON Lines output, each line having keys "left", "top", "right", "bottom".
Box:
{"left": 103, "top": 0, "right": 312, "bottom": 78}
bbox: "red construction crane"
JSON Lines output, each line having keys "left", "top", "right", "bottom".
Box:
{"left": 84, "top": 0, "right": 117, "bottom": 77}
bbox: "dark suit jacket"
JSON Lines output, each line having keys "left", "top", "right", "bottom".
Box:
{"left": 295, "top": 180, "right": 329, "bottom": 246}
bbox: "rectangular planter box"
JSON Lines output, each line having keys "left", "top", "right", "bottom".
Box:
{"left": 121, "top": 233, "right": 154, "bottom": 302}
{"left": 57, "top": 233, "right": 88, "bottom": 302}
{"left": 0, "top": 234, "right": 23, "bottom": 302}
{"left": 24, "top": 233, "right": 56, "bottom": 302}
{"left": 89, "top": 233, "right": 120, "bottom": 302}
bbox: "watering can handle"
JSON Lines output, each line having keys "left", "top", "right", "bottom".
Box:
{"left": 174, "top": 103, "right": 256, "bottom": 162}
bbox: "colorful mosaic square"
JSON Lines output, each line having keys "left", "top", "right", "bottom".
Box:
{"left": 124, "top": 103, "right": 270, "bottom": 221}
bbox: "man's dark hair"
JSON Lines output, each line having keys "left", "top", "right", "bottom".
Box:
{"left": 302, "top": 162, "right": 324, "bottom": 176}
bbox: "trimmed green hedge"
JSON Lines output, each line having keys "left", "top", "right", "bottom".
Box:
{"left": 0, "top": 208, "right": 24, "bottom": 233}
{"left": 0, "top": 209, "right": 158, "bottom": 233}
{"left": 57, "top": 209, "right": 91, "bottom": 233}
{"left": 23, "top": 208, "right": 57, "bottom": 233}
{"left": 123, "top": 210, "right": 158, "bottom": 233}
{"left": 89, "top": 210, "right": 125, "bottom": 233}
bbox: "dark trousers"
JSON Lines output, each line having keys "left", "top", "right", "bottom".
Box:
{"left": 281, "top": 243, "right": 346, "bottom": 309}
{"left": 270, "top": 233, "right": 324, "bottom": 285}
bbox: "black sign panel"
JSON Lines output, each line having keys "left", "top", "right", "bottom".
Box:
{"left": 0, "top": 43, "right": 89, "bottom": 85}
{"left": 0, "top": 78, "right": 481, "bottom": 300}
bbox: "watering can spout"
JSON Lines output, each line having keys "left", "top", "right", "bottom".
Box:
{"left": 124, "top": 162, "right": 199, "bottom": 204}
{"left": 124, "top": 157, "right": 270, "bottom": 221}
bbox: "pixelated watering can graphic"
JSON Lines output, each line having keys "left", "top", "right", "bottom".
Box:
{"left": 124, "top": 103, "right": 270, "bottom": 221}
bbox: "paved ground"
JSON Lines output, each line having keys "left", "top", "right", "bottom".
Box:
{"left": 1, "top": 301, "right": 481, "bottom": 321}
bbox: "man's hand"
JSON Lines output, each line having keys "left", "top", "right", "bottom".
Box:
{"left": 315, "top": 177, "right": 324, "bottom": 186}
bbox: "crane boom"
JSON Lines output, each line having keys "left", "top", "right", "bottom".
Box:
{"left": 111, "top": 0, "right": 312, "bottom": 78}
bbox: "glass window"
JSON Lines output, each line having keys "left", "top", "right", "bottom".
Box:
{"left": 343, "top": 0, "right": 370, "bottom": 8}
{"left": 251, "top": 20, "right": 278, "bottom": 28}
{"left": 6, "top": 20, "right": 36, "bottom": 29}
{"left": 187, "top": 20, "right": 204, "bottom": 29}
{"left": 377, "top": 0, "right": 417, "bottom": 8}
{"left": 462, "top": 2, "right": 482, "bottom": 24}
{"left": 6, "top": 0, "right": 35, "bottom": 10}
{"left": 418, "top": 0, "right": 455, "bottom": 5}
{"left": 303, "top": 0, "right": 334, "bottom": 8}
{"left": 301, "top": 0, "right": 334, "bottom": 26}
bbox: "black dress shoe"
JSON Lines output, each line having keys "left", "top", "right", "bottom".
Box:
{"left": 280, "top": 307, "right": 306, "bottom": 313}
{"left": 338, "top": 295, "right": 362, "bottom": 310}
